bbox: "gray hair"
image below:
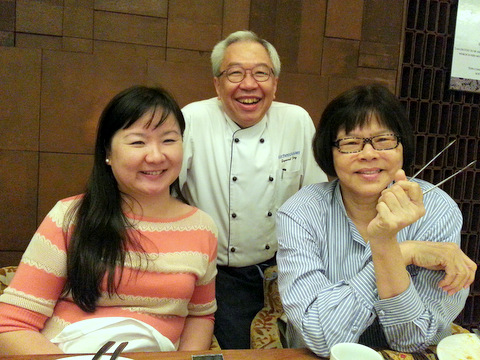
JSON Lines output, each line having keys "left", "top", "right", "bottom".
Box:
{"left": 211, "top": 30, "right": 281, "bottom": 78}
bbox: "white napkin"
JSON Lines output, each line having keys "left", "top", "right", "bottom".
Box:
{"left": 50, "top": 317, "right": 176, "bottom": 353}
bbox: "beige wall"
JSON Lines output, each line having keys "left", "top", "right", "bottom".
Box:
{"left": 0, "top": 0, "right": 406, "bottom": 266}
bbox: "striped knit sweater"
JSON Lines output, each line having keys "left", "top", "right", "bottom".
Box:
{"left": 0, "top": 196, "right": 218, "bottom": 348}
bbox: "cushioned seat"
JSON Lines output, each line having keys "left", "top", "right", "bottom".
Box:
{"left": 0, "top": 266, "right": 17, "bottom": 294}
{"left": 250, "top": 265, "right": 285, "bottom": 349}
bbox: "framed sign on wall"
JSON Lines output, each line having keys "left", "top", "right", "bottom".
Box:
{"left": 449, "top": 0, "right": 480, "bottom": 93}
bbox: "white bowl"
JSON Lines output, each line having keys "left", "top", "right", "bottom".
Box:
{"left": 330, "top": 342, "right": 383, "bottom": 360}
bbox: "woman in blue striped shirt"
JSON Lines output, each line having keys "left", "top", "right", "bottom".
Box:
{"left": 276, "top": 84, "right": 476, "bottom": 357}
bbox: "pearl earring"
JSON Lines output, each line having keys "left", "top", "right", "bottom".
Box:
{"left": 105, "top": 158, "right": 110, "bottom": 165}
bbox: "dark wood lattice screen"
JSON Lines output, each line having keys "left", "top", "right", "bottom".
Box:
{"left": 399, "top": 0, "right": 479, "bottom": 330}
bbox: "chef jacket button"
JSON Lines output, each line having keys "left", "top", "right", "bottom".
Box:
{"left": 230, "top": 247, "right": 236, "bottom": 253}
{"left": 269, "top": 176, "right": 274, "bottom": 181}
{"left": 234, "top": 138, "right": 239, "bottom": 143}
{"left": 265, "top": 244, "right": 270, "bottom": 250}
{"left": 260, "top": 138, "right": 265, "bottom": 143}
{"left": 378, "top": 310, "right": 385, "bottom": 316}
{"left": 231, "top": 213, "right": 237, "bottom": 218}
{"left": 232, "top": 176, "right": 237, "bottom": 181}
{"left": 352, "top": 326, "right": 358, "bottom": 333}
{"left": 267, "top": 211, "right": 272, "bottom": 217}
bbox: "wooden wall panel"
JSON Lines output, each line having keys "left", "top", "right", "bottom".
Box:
{"left": 0, "top": 0, "right": 406, "bottom": 273}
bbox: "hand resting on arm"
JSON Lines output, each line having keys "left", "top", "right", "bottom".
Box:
{"left": 400, "top": 240, "right": 476, "bottom": 295}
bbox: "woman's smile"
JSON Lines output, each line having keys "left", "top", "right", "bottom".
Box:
{"left": 333, "top": 115, "right": 403, "bottom": 200}
{"left": 140, "top": 169, "right": 166, "bottom": 176}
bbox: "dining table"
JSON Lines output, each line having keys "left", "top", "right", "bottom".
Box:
{"left": 0, "top": 348, "right": 324, "bottom": 360}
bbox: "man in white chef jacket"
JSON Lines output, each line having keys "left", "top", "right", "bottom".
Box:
{"left": 179, "top": 30, "right": 328, "bottom": 349}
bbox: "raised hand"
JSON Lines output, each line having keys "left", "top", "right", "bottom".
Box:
{"left": 367, "top": 169, "right": 426, "bottom": 242}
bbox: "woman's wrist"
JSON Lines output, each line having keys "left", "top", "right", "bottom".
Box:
{"left": 399, "top": 241, "right": 414, "bottom": 266}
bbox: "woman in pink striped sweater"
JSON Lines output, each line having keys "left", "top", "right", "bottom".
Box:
{"left": 0, "top": 86, "right": 218, "bottom": 355}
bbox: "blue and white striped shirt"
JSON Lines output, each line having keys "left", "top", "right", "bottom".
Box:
{"left": 276, "top": 179, "right": 468, "bottom": 357}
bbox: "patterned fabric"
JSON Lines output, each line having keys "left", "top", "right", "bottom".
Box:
{"left": 251, "top": 265, "right": 284, "bottom": 349}
{"left": 1, "top": 265, "right": 222, "bottom": 351}
{"left": 210, "top": 335, "right": 221, "bottom": 350}
{"left": 277, "top": 180, "right": 468, "bottom": 356}
{"left": 0, "top": 195, "right": 217, "bottom": 348}
{"left": 2, "top": 265, "right": 469, "bottom": 354}
{"left": 250, "top": 265, "right": 471, "bottom": 359}
{"left": 0, "top": 266, "right": 17, "bottom": 294}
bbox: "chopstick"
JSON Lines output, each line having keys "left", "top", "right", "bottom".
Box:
{"left": 423, "top": 160, "right": 477, "bottom": 195}
{"left": 410, "top": 139, "right": 456, "bottom": 181}
{"left": 408, "top": 139, "right": 476, "bottom": 195}
{"left": 110, "top": 341, "right": 128, "bottom": 360}
{"left": 92, "top": 341, "right": 115, "bottom": 360}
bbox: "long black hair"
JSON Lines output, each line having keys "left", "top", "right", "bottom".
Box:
{"left": 63, "top": 85, "right": 186, "bottom": 312}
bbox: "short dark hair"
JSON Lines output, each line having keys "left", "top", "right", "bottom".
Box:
{"left": 313, "top": 84, "right": 414, "bottom": 178}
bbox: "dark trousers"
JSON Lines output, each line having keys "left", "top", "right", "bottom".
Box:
{"left": 214, "top": 257, "right": 276, "bottom": 349}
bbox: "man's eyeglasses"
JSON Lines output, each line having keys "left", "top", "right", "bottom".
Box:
{"left": 217, "top": 65, "right": 274, "bottom": 83}
{"left": 333, "top": 134, "right": 400, "bottom": 154}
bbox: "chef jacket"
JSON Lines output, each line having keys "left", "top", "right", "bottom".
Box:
{"left": 180, "top": 98, "right": 327, "bottom": 267}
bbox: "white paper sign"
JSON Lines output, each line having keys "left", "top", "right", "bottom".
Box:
{"left": 450, "top": 0, "right": 480, "bottom": 93}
